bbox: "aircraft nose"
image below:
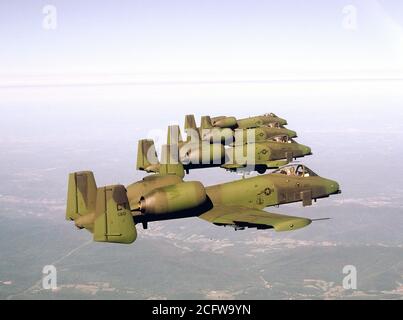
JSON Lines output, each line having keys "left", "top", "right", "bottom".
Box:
{"left": 327, "top": 180, "right": 341, "bottom": 195}
{"left": 288, "top": 130, "right": 298, "bottom": 138}
{"left": 301, "top": 145, "right": 312, "bottom": 156}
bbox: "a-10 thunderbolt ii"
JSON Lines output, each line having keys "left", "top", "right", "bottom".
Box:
{"left": 136, "top": 123, "right": 311, "bottom": 175}
{"left": 66, "top": 159, "right": 341, "bottom": 244}
{"left": 186, "top": 114, "right": 297, "bottom": 145}
{"left": 211, "top": 113, "right": 288, "bottom": 129}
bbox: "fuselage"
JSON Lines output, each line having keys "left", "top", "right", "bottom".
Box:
{"left": 199, "top": 126, "right": 297, "bottom": 144}
{"left": 227, "top": 141, "right": 311, "bottom": 165}
{"left": 211, "top": 115, "right": 288, "bottom": 128}
{"left": 129, "top": 170, "right": 340, "bottom": 225}
{"left": 170, "top": 140, "right": 312, "bottom": 172}
{"left": 206, "top": 173, "right": 339, "bottom": 209}
{"left": 237, "top": 115, "right": 288, "bottom": 128}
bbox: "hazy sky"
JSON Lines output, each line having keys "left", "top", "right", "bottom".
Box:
{"left": 1, "top": 1, "right": 402, "bottom": 301}
{"left": 1, "top": 1, "right": 402, "bottom": 139}
{"left": 0, "top": 0, "right": 402, "bottom": 84}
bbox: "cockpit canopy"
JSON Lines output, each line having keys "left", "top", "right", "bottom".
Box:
{"left": 268, "top": 122, "right": 281, "bottom": 128}
{"left": 263, "top": 113, "right": 277, "bottom": 118}
{"left": 273, "top": 164, "right": 318, "bottom": 177}
{"left": 270, "top": 135, "right": 293, "bottom": 143}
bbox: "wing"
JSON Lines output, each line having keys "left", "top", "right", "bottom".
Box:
{"left": 198, "top": 206, "right": 311, "bottom": 232}
{"left": 221, "top": 164, "right": 245, "bottom": 170}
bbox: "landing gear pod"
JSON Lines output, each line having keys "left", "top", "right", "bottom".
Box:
{"left": 93, "top": 185, "right": 137, "bottom": 244}
{"left": 138, "top": 181, "right": 207, "bottom": 215}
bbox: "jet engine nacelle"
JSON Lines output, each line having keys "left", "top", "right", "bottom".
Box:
{"left": 179, "top": 142, "right": 225, "bottom": 165}
{"left": 138, "top": 181, "right": 207, "bottom": 215}
{"left": 211, "top": 116, "right": 237, "bottom": 128}
{"left": 200, "top": 128, "right": 234, "bottom": 144}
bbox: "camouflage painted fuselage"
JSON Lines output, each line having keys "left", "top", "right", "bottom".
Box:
{"left": 200, "top": 126, "right": 297, "bottom": 144}
{"left": 129, "top": 168, "right": 339, "bottom": 225}
{"left": 237, "top": 115, "right": 288, "bottom": 128}
{"left": 211, "top": 114, "right": 288, "bottom": 129}
{"left": 205, "top": 172, "right": 338, "bottom": 210}
{"left": 224, "top": 140, "right": 312, "bottom": 171}
{"left": 66, "top": 165, "right": 340, "bottom": 244}
{"left": 243, "top": 126, "right": 297, "bottom": 141}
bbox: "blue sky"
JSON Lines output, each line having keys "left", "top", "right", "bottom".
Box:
{"left": 0, "top": 0, "right": 402, "bottom": 84}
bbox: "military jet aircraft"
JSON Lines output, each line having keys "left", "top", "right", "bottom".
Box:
{"left": 66, "top": 164, "right": 341, "bottom": 244}
{"left": 136, "top": 128, "right": 226, "bottom": 177}
{"left": 211, "top": 113, "right": 288, "bottom": 129}
{"left": 186, "top": 115, "right": 297, "bottom": 145}
{"left": 224, "top": 134, "right": 312, "bottom": 173}
{"left": 136, "top": 124, "right": 312, "bottom": 175}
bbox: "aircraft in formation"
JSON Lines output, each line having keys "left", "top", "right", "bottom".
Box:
{"left": 211, "top": 113, "right": 288, "bottom": 129}
{"left": 66, "top": 113, "right": 341, "bottom": 244}
{"left": 137, "top": 114, "right": 310, "bottom": 175}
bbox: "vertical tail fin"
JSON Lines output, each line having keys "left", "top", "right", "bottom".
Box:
{"left": 167, "top": 125, "right": 183, "bottom": 145}
{"left": 66, "top": 171, "right": 137, "bottom": 244}
{"left": 159, "top": 144, "right": 185, "bottom": 178}
{"left": 136, "top": 139, "right": 160, "bottom": 172}
{"left": 66, "top": 171, "right": 97, "bottom": 221}
{"left": 185, "top": 114, "right": 197, "bottom": 131}
{"left": 200, "top": 116, "right": 213, "bottom": 129}
{"left": 184, "top": 114, "right": 200, "bottom": 141}
{"left": 93, "top": 185, "right": 137, "bottom": 244}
